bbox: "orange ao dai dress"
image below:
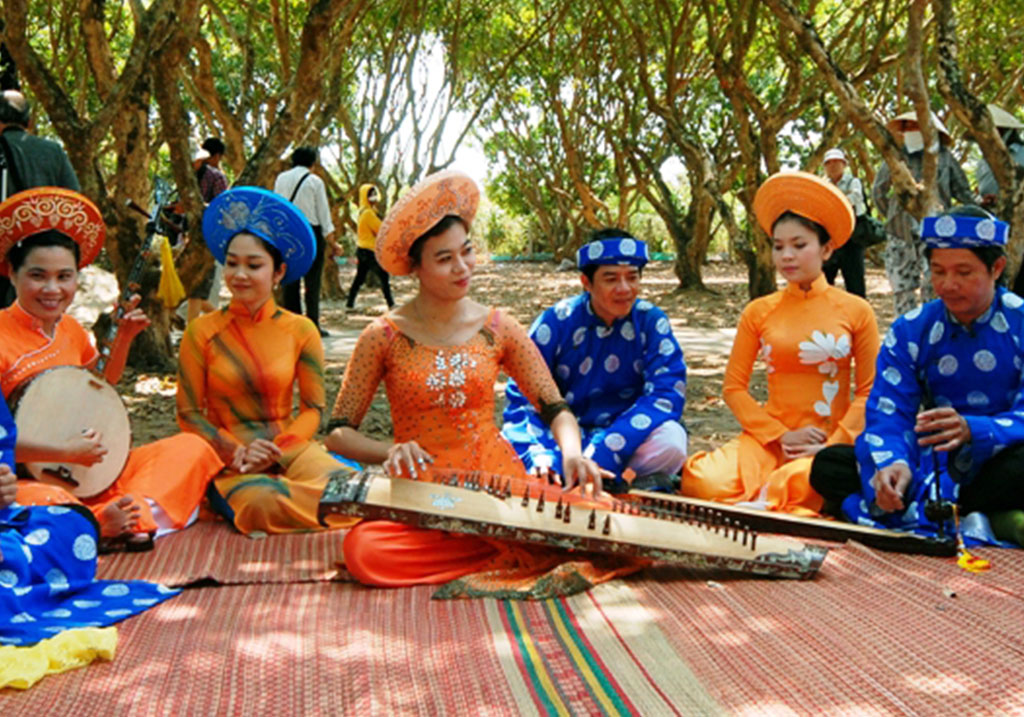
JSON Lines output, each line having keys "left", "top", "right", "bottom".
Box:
{"left": 177, "top": 298, "right": 357, "bottom": 534}
{"left": 682, "top": 275, "right": 879, "bottom": 515}
{"left": 331, "top": 310, "right": 637, "bottom": 596}
{"left": 0, "top": 302, "right": 222, "bottom": 536}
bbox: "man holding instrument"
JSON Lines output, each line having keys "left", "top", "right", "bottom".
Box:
{"left": 810, "top": 206, "right": 1024, "bottom": 546}
{"left": 502, "top": 228, "right": 688, "bottom": 493}
{"left": 0, "top": 188, "right": 222, "bottom": 552}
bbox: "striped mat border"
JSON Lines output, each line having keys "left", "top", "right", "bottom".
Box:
{"left": 486, "top": 582, "right": 722, "bottom": 715}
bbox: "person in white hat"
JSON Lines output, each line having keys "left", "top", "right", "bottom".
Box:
{"left": 974, "top": 105, "right": 1024, "bottom": 293}
{"left": 975, "top": 104, "right": 1024, "bottom": 210}
{"left": 872, "top": 110, "right": 976, "bottom": 315}
{"left": 821, "top": 148, "right": 868, "bottom": 297}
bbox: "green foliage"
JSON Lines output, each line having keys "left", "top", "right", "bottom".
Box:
{"left": 7, "top": 0, "right": 1022, "bottom": 286}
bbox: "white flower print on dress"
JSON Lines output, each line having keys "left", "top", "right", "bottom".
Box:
{"left": 759, "top": 339, "right": 775, "bottom": 374}
{"left": 425, "top": 350, "right": 478, "bottom": 408}
{"left": 798, "top": 331, "right": 852, "bottom": 416}
{"left": 799, "top": 331, "right": 851, "bottom": 378}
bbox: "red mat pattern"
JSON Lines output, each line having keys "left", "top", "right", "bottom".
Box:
{"left": 6, "top": 535, "right": 1024, "bottom": 714}
{"left": 1, "top": 583, "right": 533, "bottom": 715}
{"left": 96, "top": 521, "right": 349, "bottom": 586}
{"left": 634, "top": 543, "right": 1024, "bottom": 714}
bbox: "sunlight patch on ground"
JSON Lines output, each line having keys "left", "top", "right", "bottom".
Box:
{"left": 235, "top": 560, "right": 325, "bottom": 574}
{"left": 237, "top": 631, "right": 308, "bottom": 659}
{"left": 743, "top": 615, "right": 786, "bottom": 633}
{"left": 153, "top": 604, "right": 201, "bottom": 621}
{"left": 695, "top": 603, "right": 731, "bottom": 619}
{"left": 903, "top": 673, "right": 981, "bottom": 695}
{"left": 133, "top": 375, "right": 177, "bottom": 397}
{"left": 707, "top": 630, "right": 751, "bottom": 647}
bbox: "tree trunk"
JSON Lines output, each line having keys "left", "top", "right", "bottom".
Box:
{"left": 323, "top": 256, "right": 345, "bottom": 300}
{"left": 933, "top": 0, "right": 1024, "bottom": 277}
{"left": 763, "top": 0, "right": 930, "bottom": 214}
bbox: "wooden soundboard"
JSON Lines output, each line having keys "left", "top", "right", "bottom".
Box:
{"left": 319, "top": 468, "right": 828, "bottom": 580}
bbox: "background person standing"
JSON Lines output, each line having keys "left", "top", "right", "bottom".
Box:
{"left": 187, "top": 137, "right": 229, "bottom": 323}
{"left": 274, "top": 146, "right": 339, "bottom": 337}
{"left": 822, "top": 148, "right": 868, "bottom": 297}
{"left": 345, "top": 183, "right": 394, "bottom": 312}
{"left": 0, "top": 89, "right": 80, "bottom": 308}
{"left": 873, "top": 110, "right": 975, "bottom": 315}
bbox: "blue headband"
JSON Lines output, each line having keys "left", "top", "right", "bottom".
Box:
{"left": 576, "top": 237, "right": 649, "bottom": 269}
{"left": 921, "top": 214, "right": 1009, "bottom": 249}
{"left": 203, "top": 187, "right": 316, "bottom": 285}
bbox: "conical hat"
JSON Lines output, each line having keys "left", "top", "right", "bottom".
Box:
{"left": 987, "top": 104, "right": 1024, "bottom": 130}
{"left": 752, "top": 171, "right": 855, "bottom": 249}
{"left": 886, "top": 110, "right": 951, "bottom": 139}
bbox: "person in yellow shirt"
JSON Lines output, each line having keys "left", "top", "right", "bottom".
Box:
{"left": 345, "top": 183, "right": 395, "bottom": 311}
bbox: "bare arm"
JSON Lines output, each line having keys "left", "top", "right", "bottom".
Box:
{"left": 325, "top": 425, "right": 391, "bottom": 465}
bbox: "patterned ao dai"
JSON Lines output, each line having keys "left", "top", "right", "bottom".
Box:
{"left": 330, "top": 309, "right": 640, "bottom": 595}
{"left": 683, "top": 275, "right": 879, "bottom": 514}
{"left": 177, "top": 299, "right": 357, "bottom": 534}
{"left": 332, "top": 309, "right": 563, "bottom": 477}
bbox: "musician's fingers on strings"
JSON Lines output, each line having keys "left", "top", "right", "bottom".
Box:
{"left": 580, "top": 461, "right": 611, "bottom": 497}
{"left": 384, "top": 441, "right": 433, "bottom": 479}
{"left": 385, "top": 455, "right": 409, "bottom": 478}
{"left": 872, "top": 465, "right": 911, "bottom": 513}
{"left": 916, "top": 412, "right": 969, "bottom": 452}
{"left": 923, "top": 431, "right": 964, "bottom": 452}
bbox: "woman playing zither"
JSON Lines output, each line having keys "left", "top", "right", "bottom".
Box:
{"left": 177, "top": 188, "right": 359, "bottom": 535}
{"left": 327, "top": 171, "right": 637, "bottom": 597}
{"left": 0, "top": 188, "right": 223, "bottom": 551}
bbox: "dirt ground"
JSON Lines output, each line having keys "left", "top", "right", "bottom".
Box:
{"left": 117, "top": 258, "right": 899, "bottom": 455}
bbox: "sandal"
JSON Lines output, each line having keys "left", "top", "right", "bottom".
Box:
{"left": 125, "top": 532, "right": 155, "bottom": 553}
{"left": 98, "top": 532, "right": 156, "bottom": 554}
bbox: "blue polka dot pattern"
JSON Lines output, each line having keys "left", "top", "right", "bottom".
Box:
{"left": 848, "top": 287, "right": 1024, "bottom": 542}
{"left": 575, "top": 237, "right": 650, "bottom": 269}
{"left": 0, "top": 502, "right": 180, "bottom": 646}
{"left": 503, "top": 291, "right": 686, "bottom": 477}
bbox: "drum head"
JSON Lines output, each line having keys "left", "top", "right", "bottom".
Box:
{"left": 14, "top": 366, "right": 131, "bottom": 498}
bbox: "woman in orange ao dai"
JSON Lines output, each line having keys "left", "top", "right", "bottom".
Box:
{"left": 682, "top": 171, "right": 880, "bottom": 515}
{"left": 177, "top": 187, "right": 358, "bottom": 535}
{"left": 0, "top": 188, "right": 222, "bottom": 548}
{"left": 327, "top": 171, "right": 632, "bottom": 595}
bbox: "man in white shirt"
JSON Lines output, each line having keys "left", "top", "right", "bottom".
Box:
{"left": 274, "top": 146, "right": 339, "bottom": 336}
{"left": 822, "top": 147, "right": 868, "bottom": 297}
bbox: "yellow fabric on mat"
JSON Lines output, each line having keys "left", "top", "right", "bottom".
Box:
{"left": 0, "top": 627, "right": 118, "bottom": 690}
